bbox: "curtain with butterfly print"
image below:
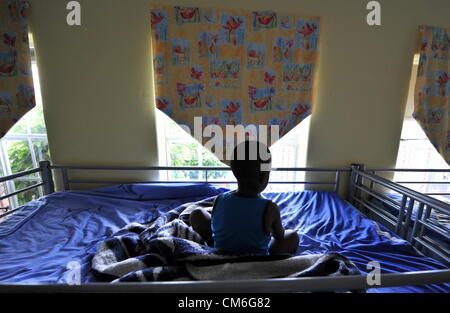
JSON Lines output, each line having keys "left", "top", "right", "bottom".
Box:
{"left": 0, "top": 0, "right": 35, "bottom": 138}
{"left": 150, "top": 5, "right": 320, "bottom": 155}
{"left": 414, "top": 25, "right": 450, "bottom": 164}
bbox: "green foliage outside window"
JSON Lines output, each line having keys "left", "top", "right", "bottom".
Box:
{"left": 163, "top": 112, "right": 229, "bottom": 181}
{"left": 30, "top": 105, "right": 47, "bottom": 134}
{"left": 7, "top": 140, "right": 49, "bottom": 206}
{"left": 9, "top": 103, "right": 46, "bottom": 135}
{"left": 2, "top": 91, "right": 50, "bottom": 206}
{"left": 169, "top": 142, "right": 227, "bottom": 180}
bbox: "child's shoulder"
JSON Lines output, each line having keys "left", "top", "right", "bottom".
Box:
{"left": 217, "top": 191, "right": 234, "bottom": 200}
{"left": 264, "top": 198, "right": 277, "bottom": 207}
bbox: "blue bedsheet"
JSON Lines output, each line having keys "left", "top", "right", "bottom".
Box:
{"left": 0, "top": 183, "right": 448, "bottom": 293}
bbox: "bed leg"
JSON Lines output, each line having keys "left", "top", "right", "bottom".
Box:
{"left": 40, "top": 161, "right": 55, "bottom": 195}
{"left": 348, "top": 164, "right": 365, "bottom": 208}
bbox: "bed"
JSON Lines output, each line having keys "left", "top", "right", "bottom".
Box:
{"left": 0, "top": 162, "right": 448, "bottom": 293}
{"left": 363, "top": 168, "right": 449, "bottom": 232}
{"left": 351, "top": 166, "right": 450, "bottom": 266}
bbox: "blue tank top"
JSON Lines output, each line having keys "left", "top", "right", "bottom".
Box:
{"left": 211, "top": 191, "right": 271, "bottom": 255}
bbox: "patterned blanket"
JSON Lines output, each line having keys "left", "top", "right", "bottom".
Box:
{"left": 91, "top": 196, "right": 361, "bottom": 287}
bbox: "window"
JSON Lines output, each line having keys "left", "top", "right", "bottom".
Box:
{"left": 156, "top": 110, "right": 310, "bottom": 192}
{"left": 0, "top": 34, "right": 50, "bottom": 215}
{"left": 394, "top": 54, "right": 449, "bottom": 202}
{"left": 157, "top": 111, "right": 226, "bottom": 182}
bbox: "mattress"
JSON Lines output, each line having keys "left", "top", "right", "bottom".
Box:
{"left": 0, "top": 183, "right": 448, "bottom": 293}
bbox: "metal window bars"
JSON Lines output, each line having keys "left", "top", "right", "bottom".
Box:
{"left": 0, "top": 161, "right": 448, "bottom": 292}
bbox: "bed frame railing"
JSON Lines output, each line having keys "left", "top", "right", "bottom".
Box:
{"left": 0, "top": 161, "right": 53, "bottom": 221}
{"left": 50, "top": 164, "right": 349, "bottom": 192}
{"left": 2, "top": 269, "right": 449, "bottom": 293}
{"left": 0, "top": 161, "right": 349, "bottom": 220}
{"left": 366, "top": 168, "right": 450, "bottom": 198}
{"left": 0, "top": 161, "right": 448, "bottom": 292}
{"left": 348, "top": 165, "right": 450, "bottom": 267}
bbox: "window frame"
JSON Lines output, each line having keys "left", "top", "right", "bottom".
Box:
{"left": 0, "top": 37, "right": 49, "bottom": 210}
{"left": 155, "top": 110, "right": 309, "bottom": 191}
{"left": 394, "top": 53, "right": 449, "bottom": 200}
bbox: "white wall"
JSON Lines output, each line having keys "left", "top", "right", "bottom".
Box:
{"left": 27, "top": 0, "right": 450, "bottom": 190}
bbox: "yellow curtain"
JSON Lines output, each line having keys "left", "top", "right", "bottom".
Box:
{"left": 0, "top": 0, "right": 34, "bottom": 138}
{"left": 414, "top": 25, "right": 449, "bottom": 164}
{"left": 150, "top": 5, "right": 320, "bottom": 149}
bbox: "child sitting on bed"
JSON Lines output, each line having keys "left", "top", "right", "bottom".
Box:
{"left": 189, "top": 140, "right": 299, "bottom": 255}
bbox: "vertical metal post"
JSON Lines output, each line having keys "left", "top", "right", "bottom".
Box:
{"left": 61, "top": 167, "right": 70, "bottom": 191}
{"left": 369, "top": 171, "right": 375, "bottom": 191}
{"left": 403, "top": 199, "right": 415, "bottom": 239}
{"left": 39, "top": 161, "right": 54, "bottom": 195}
{"left": 419, "top": 206, "right": 432, "bottom": 253}
{"left": 334, "top": 171, "right": 341, "bottom": 193}
{"left": 410, "top": 203, "right": 424, "bottom": 244}
{"left": 395, "top": 195, "right": 407, "bottom": 235}
{"left": 353, "top": 164, "right": 365, "bottom": 213}
{"left": 347, "top": 165, "right": 359, "bottom": 203}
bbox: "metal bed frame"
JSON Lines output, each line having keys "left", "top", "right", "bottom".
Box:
{"left": 348, "top": 165, "right": 450, "bottom": 266}
{"left": 0, "top": 161, "right": 449, "bottom": 293}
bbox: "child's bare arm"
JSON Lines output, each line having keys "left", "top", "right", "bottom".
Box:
{"left": 264, "top": 201, "right": 285, "bottom": 241}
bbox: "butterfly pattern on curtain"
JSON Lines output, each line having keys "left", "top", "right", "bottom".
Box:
{"left": 150, "top": 5, "right": 320, "bottom": 149}
{"left": 414, "top": 25, "right": 450, "bottom": 164}
{"left": 0, "top": 0, "right": 34, "bottom": 137}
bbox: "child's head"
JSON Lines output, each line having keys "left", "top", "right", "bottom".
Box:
{"left": 230, "top": 140, "right": 272, "bottom": 194}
